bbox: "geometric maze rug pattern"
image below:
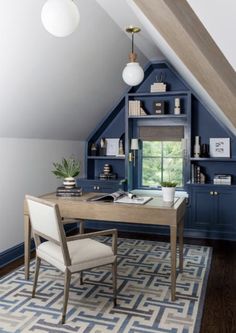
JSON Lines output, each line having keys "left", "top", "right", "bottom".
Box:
{"left": 0, "top": 237, "right": 212, "bottom": 333}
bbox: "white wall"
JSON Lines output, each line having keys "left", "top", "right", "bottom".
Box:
{"left": 187, "top": 0, "right": 236, "bottom": 71}
{"left": 0, "top": 0, "right": 147, "bottom": 141}
{"left": 0, "top": 138, "right": 85, "bottom": 253}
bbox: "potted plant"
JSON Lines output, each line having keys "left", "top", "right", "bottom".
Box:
{"left": 160, "top": 181, "right": 177, "bottom": 202}
{"left": 52, "top": 157, "right": 80, "bottom": 188}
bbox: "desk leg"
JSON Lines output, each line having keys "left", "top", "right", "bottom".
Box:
{"left": 178, "top": 219, "right": 184, "bottom": 273}
{"left": 24, "top": 215, "right": 31, "bottom": 280}
{"left": 170, "top": 225, "right": 177, "bottom": 301}
{"left": 79, "top": 220, "right": 84, "bottom": 234}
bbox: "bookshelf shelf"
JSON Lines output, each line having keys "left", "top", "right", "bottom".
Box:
{"left": 87, "top": 156, "right": 125, "bottom": 160}
{"left": 128, "top": 115, "right": 187, "bottom": 119}
{"left": 190, "top": 158, "right": 236, "bottom": 162}
{"left": 128, "top": 91, "right": 189, "bottom": 97}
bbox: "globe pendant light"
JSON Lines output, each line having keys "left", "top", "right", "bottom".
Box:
{"left": 122, "top": 26, "right": 144, "bottom": 86}
{"left": 41, "top": 0, "right": 80, "bottom": 37}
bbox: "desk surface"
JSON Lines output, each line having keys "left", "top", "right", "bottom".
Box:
{"left": 24, "top": 192, "right": 186, "bottom": 226}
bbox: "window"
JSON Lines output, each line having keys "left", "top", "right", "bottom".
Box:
{"left": 139, "top": 126, "right": 184, "bottom": 187}
{"left": 142, "top": 141, "right": 183, "bottom": 187}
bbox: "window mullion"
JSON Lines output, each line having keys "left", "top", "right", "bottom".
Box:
{"left": 161, "top": 142, "right": 164, "bottom": 183}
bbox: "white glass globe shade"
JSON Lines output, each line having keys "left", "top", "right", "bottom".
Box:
{"left": 122, "top": 62, "right": 144, "bottom": 86}
{"left": 41, "top": 0, "right": 80, "bottom": 37}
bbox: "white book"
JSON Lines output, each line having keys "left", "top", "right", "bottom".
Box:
{"left": 129, "top": 101, "right": 136, "bottom": 116}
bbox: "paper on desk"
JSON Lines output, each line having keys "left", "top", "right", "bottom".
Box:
{"left": 115, "top": 196, "right": 152, "bottom": 205}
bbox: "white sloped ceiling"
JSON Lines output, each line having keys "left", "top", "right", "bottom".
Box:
{"left": 0, "top": 0, "right": 151, "bottom": 140}
{"left": 1, "top": 0, "right": 234, "bottom": 140}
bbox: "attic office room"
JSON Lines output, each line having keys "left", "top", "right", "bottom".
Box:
{"left": 0, "top": 0, "right": 236, "bottom": 331}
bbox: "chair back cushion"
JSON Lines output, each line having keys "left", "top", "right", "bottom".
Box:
{"left": 26, "top": 195, "right": 62, "bottom": 243}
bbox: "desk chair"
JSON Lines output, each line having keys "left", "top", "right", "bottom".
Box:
{"left": 26, "top": 195, "right": 117, "bottom": 324}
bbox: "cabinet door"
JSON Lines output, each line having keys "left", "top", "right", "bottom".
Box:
{"left": 76, "top": 179, "right": 120, "bottom": 193}
{"left": 215, "top": 190, "right": 236, "bottom": 232}
{"left": 191, "top": 189, "right": 215, "bottom": 228}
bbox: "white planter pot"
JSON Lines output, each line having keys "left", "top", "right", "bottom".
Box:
{"left": 162, "top": 186, "right": 175, "bottom": 202}
{"left": 63, "top": 177, "right": 76, "bottom": 189}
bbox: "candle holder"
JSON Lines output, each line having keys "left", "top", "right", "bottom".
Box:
{"left": 174, "top": 97, "right": 181, "bottom": 115}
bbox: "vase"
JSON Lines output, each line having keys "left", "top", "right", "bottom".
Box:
{"left": 63, "top": 177, "right": 76, "bottom": 189}
{"left": 194, "top": 136, "right": 201, "bottom": 158}
{"left": 162, "top": 187, "right": 175, "bottom": 202}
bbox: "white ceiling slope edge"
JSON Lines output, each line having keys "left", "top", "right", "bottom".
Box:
{"left": 127, "top": 0, "right": 236, "bottom": 135}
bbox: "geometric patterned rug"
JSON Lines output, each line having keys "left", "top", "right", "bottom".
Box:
{"left": 0, "top": 237, "right": 212, "bottom": 333}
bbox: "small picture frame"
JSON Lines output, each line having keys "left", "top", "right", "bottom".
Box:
{"left": 209, "top": 138, "right": 230, "bottom": 157}
{"left": 105, "top": 138, "right": 120, "bottom": 156}
{"left": 153, "top": 101, "right": 165, "bottom": 114}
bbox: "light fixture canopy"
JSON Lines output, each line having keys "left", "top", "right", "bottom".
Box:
{"left": 41, "top": 0, "right": 80, "bottom": 37}
{"left": 122, "top": 26, "right": 144, "bottom": 86}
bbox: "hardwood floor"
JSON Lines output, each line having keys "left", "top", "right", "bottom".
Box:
{"left": 1, "top": 232, "right": 236, "bottom": 333}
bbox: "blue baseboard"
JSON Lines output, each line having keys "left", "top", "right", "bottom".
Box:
{"left": 0, "top": 223, "right": 78, "bottom": 269}
{"left": 0, "top": 239, "right": 35, "bottom": 269}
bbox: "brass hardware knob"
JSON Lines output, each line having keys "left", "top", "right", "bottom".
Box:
{"left": 214, "top": 191, "right": 218, "bottom": 195}
{"left": 210, "top": 191, "right": 214, "bottom": 195}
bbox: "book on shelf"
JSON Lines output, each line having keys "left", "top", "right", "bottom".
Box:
{"left": 213, "top": 174, "right": 232, "bottom": 185}
{"left": 128, "top": 100, "right": 148, "bottom": 116}
{"left": 150, "top": 82, "right": 167, "bottom": 92}
{"left": 87, "top": 190, "right": 152, "bottom": 205}
{"left": 56, "top": 186, "right": 82, "bottom": 197}
{"left": 191, "top": 165, "right": 206, "bottom": 184}
{"left": 57, "top": 192, "right": 82, "bottom": 197}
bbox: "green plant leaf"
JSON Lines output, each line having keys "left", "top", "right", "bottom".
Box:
{"left": 51, "top": 157, "right": 80, "bottom": 179}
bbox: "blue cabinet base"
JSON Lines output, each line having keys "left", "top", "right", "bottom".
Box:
{"left": 84, "top": 221, "right": 236, "bottom": 241}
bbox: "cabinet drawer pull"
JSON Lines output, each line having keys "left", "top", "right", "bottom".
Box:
{"left": 93, "top": 186, "right": 97, "bottom": 190}
{"left": 210, "top": 191, "right": 214, "bottom": 195}
{"left": 214, "top": 191, "right": 218, "bottom": 195}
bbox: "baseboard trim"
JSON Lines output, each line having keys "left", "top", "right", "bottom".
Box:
{"left": 0, "top": 223, "right": 78, "bottom": 269}
{"left": 0, "top": 239, "right": 35, "bottom": 269}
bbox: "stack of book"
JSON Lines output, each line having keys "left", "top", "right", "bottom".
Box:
{"left": 213, "top": 174, "right": 232, "bottom": 185}
{"left": 128, "top": 100, "right": 147, "bottom": 116}
{"left": 191, "top": 165, "right": 206, "bottom": 184}
{"left": 150, "top": 82, "right": 167, "bottom": 92}
{"left": 56, "top": 186, "right": 82, "bottom": 197}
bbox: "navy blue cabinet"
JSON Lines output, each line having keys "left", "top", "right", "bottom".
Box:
{"left": 190, "top": 185, "right": 236, "bottom": 239}
{"left": 76, "top": 61, "right": 236, "bottom": 240}
{"left": 76, "top": 179, "right": 122, "bottom": 193}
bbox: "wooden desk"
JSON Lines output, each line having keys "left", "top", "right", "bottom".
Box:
{"left": 24, "top": 192, "right": 186, "bottom": 301}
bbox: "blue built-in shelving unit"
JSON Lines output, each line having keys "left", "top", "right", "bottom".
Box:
{"left": 77, "top": 61, "right": 236, "bottom": 240}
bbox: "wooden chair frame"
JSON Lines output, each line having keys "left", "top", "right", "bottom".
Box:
{"left": 26, "top": 195, "right": 117, "bottom": 324}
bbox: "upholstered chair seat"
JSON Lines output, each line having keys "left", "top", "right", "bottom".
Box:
{"left": 37, "top": 238, "right": 115, "bottom": 272}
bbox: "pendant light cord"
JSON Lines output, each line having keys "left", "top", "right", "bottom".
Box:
{"left": 131, "top": 32, "right": 134, "bottom": 53}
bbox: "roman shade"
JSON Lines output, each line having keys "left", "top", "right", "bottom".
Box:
{"left": 139, "top": 126, "right": 184, "bottom": 141}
